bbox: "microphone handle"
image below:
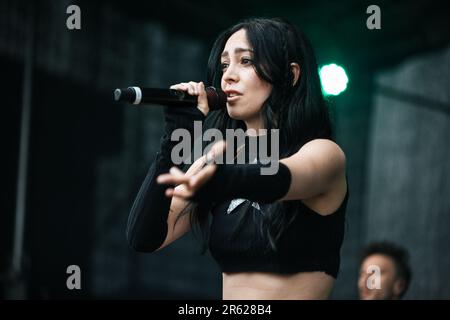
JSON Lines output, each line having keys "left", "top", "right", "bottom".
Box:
{"left": 141, "top": 88, "right": 198, "bottom": 107}
{"left": 114, "top": 86, "right": 226, "bottom": 111}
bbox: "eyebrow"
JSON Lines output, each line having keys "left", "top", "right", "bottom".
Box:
{"left": 221, "top": 48, "right": 254, "bottom": 58}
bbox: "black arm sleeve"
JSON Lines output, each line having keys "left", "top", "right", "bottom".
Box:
{"left": 126, "top": 107, "right": 205, "bottom": 252}
{"left": 190, "top": 162, "right": 292, "bottom": 206}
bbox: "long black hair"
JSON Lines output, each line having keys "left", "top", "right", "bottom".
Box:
{"left": 178, "top": 17, "right": 333, "bottom": 253}
{"left": 207, "top": 17, "right": 332, "bottom": 155}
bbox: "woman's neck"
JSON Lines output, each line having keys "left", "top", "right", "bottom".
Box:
{"left": 244, "top": 114, "right": 266, "bottom": 136}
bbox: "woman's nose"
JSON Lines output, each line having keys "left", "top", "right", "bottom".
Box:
{"left": 222, "top": 64, "right": 239, "bottom": 83}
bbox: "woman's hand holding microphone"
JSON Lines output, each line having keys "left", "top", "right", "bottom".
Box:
{"left": 169, "top": 81, "right": 210, "bottom": 117}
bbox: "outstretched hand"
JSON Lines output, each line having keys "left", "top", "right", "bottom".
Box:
{"left": 157, "top": 140, "right": 226, "bottom": 200}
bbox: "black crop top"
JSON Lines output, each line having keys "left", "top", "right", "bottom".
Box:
{"left": 208, "top": 187, "right": 348, "bottom": 278}
{"left": 126, "top": 109, "right": 349, "bottom": 278}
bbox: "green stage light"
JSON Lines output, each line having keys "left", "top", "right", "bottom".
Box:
{"left": 319, "top": 63, "right": 348, "bottom": 96}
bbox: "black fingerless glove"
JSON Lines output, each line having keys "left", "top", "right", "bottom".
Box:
{"left": 163, "top": 106, "right": 206, "bottom": 134}
{"left": 126, "top": 106, "right": 205, "bottom": 252}
{"left": 190, "top": 162, "right": 292, "bottom": 205}
{"left": 126, "top": 152, "right": 172, "bottom": 252}
{"left": 160, "top": 106, "right": 206, "bottom": 164}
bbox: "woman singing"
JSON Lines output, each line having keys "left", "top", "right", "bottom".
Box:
{"left": 126, "top": 17, "right": 349, "bottom": 300}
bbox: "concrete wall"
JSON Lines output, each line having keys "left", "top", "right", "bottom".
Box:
{"left": 364, "top": 45, "right": 450, "bottom": 299}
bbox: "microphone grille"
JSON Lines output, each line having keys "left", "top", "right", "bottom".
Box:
{"left": 205, "top": 86, "right": 227, "bottom": 111}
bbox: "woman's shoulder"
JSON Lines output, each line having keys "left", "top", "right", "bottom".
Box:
{"left": 292, "top": 138, "right": 346, "bottom": 179}
{"left": 297, "top": 139, "right": 346, "bottom": 162}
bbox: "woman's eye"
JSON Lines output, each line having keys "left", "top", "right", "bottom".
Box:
{"left": 220, "top": 62, "right": 229, "bottom": 70}
{"left": 241, "top": 58, "right": 253, "bottom": 65}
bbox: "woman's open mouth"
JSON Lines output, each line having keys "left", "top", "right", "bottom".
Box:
{"left": 225, "top": 90, "right": 242, "bottom": 103}
{"left": 227, "top": 94, "right": 241, "bottom": 103}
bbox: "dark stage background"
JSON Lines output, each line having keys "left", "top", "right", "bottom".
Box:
{"left": 1, "top": 0, "right": 449, "bottom": 299}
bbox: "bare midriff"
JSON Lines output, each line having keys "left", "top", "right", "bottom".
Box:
{"left": 222, "top": 271, "right": 334, "bottom": 300}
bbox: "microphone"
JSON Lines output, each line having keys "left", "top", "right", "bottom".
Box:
{"left": 114, "top": 86, "right": 226, "bottom": 111}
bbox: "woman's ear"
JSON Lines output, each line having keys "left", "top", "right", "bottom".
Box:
{"left": 290, "top": 62, "right": 300, "bottom": 86}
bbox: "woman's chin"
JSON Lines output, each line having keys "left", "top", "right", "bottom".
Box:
{"left": 226, "top": 107, "right": 245, "bottom": 120}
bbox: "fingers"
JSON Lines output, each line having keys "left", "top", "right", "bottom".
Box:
{"left": 165, "top": 188, "right": 174, "bottom": 197}
{"left": 165, "top": 187, "right": 192, "bottom": 198}
{"left": 157, "top": 167, "right": 190, "bottom": 186}
{"left": 157, "top": 142, "right": 224, "bottom": 199}
{"left": 189, "top": 164, "right": 217, "bottom": 189}
{"left": 170, "top": 81, "right": 209, "bottom": 116}
{"left": 204, "top": 140, "right": 227, "bottom": 165}
{"left": 196, "top": 81, "right": 209, "bottom": 116}
{"left": 158, "top": 167, "right": 192, "bottom": 198}
{"left": 168, "top": 164, "right": 216, "bottom": 199}
{"left": 157, "top": 163, "right": 218, "bottom": 200}
{"left": 197, "top": 81, "right": 207, "bottom": 102}
{"left": 171, "top": 187, "right": 193, "bottom": 199}
{"left": 211, "top": 140, "right": 227, "bottom": 156}
{"left": 169, "top": 82, "right": 203, "bottom": 96}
